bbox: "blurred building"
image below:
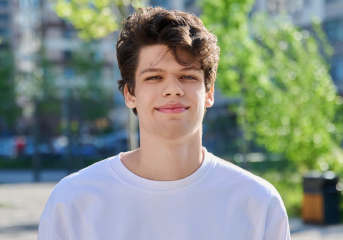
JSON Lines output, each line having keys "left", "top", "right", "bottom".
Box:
{"left": 0, "top": 0, "right": 13, "bottom": 43}
{"left": 8, "top": 0, "right": 202, "bottom": 134}
{"left": 254, "top": 0, "right": 343, "bottom": 92}
{"left": 13, "top": 0, "right": 42, "bottom": 74}
{"left": 1, "top": 0, "right": 203, "bottom": 135}
{"left": 3, "top": 0, "right": 118, "bottom": 137}
{"left": 9, "top": 0, "right": 115, "bottom": 74}
{"left": 1, "top": 0, "right": 240, "bottom": 156}
{"left": 40, "top": 1, "right": 115, "bottom": 78}
{"left": 149, "top": 0, "right": 201, "bottom": 14}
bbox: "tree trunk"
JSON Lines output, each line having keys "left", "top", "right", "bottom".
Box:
{"left": 62, "top": 88, "right": 72, "bottom": 174}
{"left": 32, "top": 99, "right": 40, "bottom": 182}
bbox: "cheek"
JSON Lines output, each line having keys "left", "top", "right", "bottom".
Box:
{"left": 194, "top": 89, "right": 206, "bottom": 113}
{"left": 135, "top": 86, "right": 156, "bottom": 108}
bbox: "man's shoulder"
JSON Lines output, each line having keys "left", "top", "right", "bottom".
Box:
{"left": 64, "top": 156, "right": 115, "bottom": 182}
{"left": 209, "top": 154, "right": 280, "bottom": 199}
{"left": 209, "top": 154, "right": 288, "bottom": 225}
{"left": 49, "top": 156, "right": 118, "bottom": 202}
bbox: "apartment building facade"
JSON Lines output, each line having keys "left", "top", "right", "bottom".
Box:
{"left": 0, "top": 0, "right": 13, "bottom": 44}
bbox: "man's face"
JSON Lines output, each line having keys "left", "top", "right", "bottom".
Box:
{"left": 124, "top": 44, "right": 214, "bottom": 140}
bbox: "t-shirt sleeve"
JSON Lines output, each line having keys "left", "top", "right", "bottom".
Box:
{"left": 263, "top": 214, "right": 290, "bottom": 240}
{"left": 37, "top": 218, "right": 49, "bottom": 240}
{"left": 38, "top": 191, "right": 53, "bottom": 240}
{"left": 37, "top": 196, "right": 66, "bottom": 240}
{"left": 37, "top": 180, "right": 73, "bottom": 240}
{"left": 263, "top": 187, "right": 291, "bottom": 240}
{"left": 38, "top": 219, "right": 61, "bottom": 240}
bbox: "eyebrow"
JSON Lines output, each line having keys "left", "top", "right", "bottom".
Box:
{"left": 139, "top": 66, "right": 202, "bottom": 77}
{"left": 179, "top": 66, "right": 202, "bottom": 72}
{"left": 139, "top": 68, "right": 165, "bottom": 77}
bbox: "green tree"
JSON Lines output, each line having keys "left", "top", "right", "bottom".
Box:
{"left": 51, "top": 0, "right": 143, "bottom": 150}
{"left": 57, "top": 42, "right": 111, "bottom": 123}
{"left": 0, "top": 41, "right": 20, "bottom": 130}
{"left": 200, "top": 0, "right": 343, "bottom": 171}
{"left": 52, "top": 0, "right": 143, "bottom": 40}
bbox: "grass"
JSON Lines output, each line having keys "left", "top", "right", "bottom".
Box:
{"left": 0, "top": 202, "right": 13, "bottom": 208}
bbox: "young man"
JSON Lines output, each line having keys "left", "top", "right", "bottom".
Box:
{"left": 38, "top": 7, "right": 290, "bottom": 240}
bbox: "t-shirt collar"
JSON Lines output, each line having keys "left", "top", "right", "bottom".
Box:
{"left": 110, "top": 147, "right": 212, "bottom": 191}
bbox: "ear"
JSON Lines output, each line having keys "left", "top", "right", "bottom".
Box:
{"left": 124, "top": 84, "right": 137, "bottom": 109}
{"left": 205, "top": 86, "right": 214, "bottom": 108}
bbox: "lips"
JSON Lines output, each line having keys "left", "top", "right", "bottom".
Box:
{"left": 155, "top": 103, "right": 189, "bottom": 113}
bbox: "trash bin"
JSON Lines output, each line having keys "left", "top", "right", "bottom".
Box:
{"left": 302, "top": 171, "right": 340, "bottom": 224}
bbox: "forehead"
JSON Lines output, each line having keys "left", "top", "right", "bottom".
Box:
{"left": 136, "top": 45, "right": 201, "bottom": 73}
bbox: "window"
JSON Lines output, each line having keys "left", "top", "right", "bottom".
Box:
{"left": 0, "top": 14, "right": 9, "bottom": 24}
{"left": 185, "top": 0, "right": 195, "bottom": 8}
{"left": 63, "top": 30, "right": 74, "bottom": 38}
{"left": 64, "top": 68, "right": 75, "bottom": 79}
{"left": 267, "top": 0, "right": 287, "bottom": 15}
{"left": 325, "top": 19, "right": 343, "bottom": 43}
{"left": 331, "top": 56, "right": 343, "bottom": 83}
{"left": 326, "top": 0, "right": 341, "bottom": 3}
{"left": 32, "top": 0, "right": 40, "bottom": 7}
{"left": 94, "top": 51, "right": 102, "bottom": 62}
{"left": 63, "top": 50, "right": 73, "bottom": 61}
{"left": 0, "top": 0, "right": 9, "bottom": 7}
{"left": 20, "top": 0, "right": 29, "bottom": 9}
{"left": 150, "top": 0, "right": 169, "bottom": 8}
{"left": 0, "top": 28, "right": 9, "bottom": 37}
{"left": 19, "top": 0, "right": 39, "bottom": 9}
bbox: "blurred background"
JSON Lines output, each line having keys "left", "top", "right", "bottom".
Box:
{"left": 1, "top": 0, "right": 343, "bottom": 239}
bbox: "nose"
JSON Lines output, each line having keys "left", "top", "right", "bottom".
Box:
{"left": 162, "top": 77, "right": 184, "bottom": 97}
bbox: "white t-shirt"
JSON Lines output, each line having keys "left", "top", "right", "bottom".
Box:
{"left": 38, "top": 149, "right": 290, "bottom": 240}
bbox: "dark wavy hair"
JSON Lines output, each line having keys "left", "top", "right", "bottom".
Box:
{"left": 116, "top": 7, "right": 220, "bottom": 115}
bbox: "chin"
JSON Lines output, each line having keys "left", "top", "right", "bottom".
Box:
{"left": 153, "top": 121, "right": 201, "bottom": 140}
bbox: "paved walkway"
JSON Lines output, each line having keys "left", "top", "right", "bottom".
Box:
{"left": 291, "top": 224, "right": 343, "bottom": 240}
{"left": 1, "top": 183, "right": 343, "bottom": 240}
{"left": 0, "top": 183, "right": 54, "bottom": 240}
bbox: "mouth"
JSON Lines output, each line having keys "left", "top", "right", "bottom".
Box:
{"left": 155, "top": 103, "right": 189, "bottom": 114}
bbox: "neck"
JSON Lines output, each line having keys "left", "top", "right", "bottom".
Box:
{"left": 120, "top": 128, "right": 204, "bottom": 181}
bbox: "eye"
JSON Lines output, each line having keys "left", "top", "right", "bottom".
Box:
{"left": 146, "top": 76, "right": 161, "bottom": 80}
{"left": 181, "top": 75, "right": 197, "bottom": 80}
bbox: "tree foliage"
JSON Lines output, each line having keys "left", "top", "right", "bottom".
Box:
{"left": 53, "top": 43, "right": 109, "bottom": 98}
{"left": 15, "top": 48, "right": 56, "bottom": 102}
{"left": 200, "top": 0, "right": 343, "bottom": 171}
{"left": 61, "top": 43, "right": 113, "bottom": 121}
{"left": 52, "top": 0, "right": 143, "bottom": 39}
{"left": 0, "top": 43, "right": 20, "bottom": 126}
{"left": 51, "top": 0, "right": 343, "bottom": 171}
